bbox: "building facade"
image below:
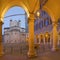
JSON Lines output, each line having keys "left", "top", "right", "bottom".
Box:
{"left": 34, "top": 10, "right": 60, "bottom": 45}
{"left": 4, "top": 20, "right": 26, "bottom": 43}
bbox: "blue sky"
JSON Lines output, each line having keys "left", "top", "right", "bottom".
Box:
{"left": 2, "top": 6, "right": 26, "bottom": 34}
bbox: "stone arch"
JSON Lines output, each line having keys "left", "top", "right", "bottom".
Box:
{"left": 1, "top": 1, "right": 29, "bottom": 22}
{"left": 42, "top": 6, "right": 56, "bottom": 22}
{"left": 43, "top": 6, "right": 59, "bottom": 50}
{"left": 44, "top": 32, "right": 50, "bottom": 44}
{"left": 40, "top": 34, "right": 44, "bottom": 43}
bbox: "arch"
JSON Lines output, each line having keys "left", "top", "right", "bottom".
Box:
{"left": 40, "top": 34, "right": 44, "bottom": 43}
{"left": 1, "top": 1, "right": 29, "bottom": 22}
{"left": 42, "top": 6, "right": 56, "bottom": 22}
{"left": 44, "top": 32, "right": 50, "bottom": 43}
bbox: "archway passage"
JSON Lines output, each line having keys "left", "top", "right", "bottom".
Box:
{"left": 34, "top": 8, "right": 59, "bottom": 52}
{"left": 40, "top": 34, "right": 44, "bottom": 43}
{"left": 0, "top": 0, "right": 60, "bottom": 58}
{"left": 2, "top": 6, "right": 28, "bottom": 55}
{"left": 0, "top": 0, "right": 40, "bottom": 57}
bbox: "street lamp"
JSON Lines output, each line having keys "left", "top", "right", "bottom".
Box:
{"left": 36, "top": 11, "right": 40, "bottom": 17}
{"left": 35, "top": 0, "right": 41, "bottom": 19}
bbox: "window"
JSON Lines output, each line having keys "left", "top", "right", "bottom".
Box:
{"left": 44, "top": 19, "right": 49, "bottom": 26}
{"left": 36, "top": 23, "right": 38, "bottom": 30}
{"left": 44, "top": 20, "right": 48, "bottom": 26}
{"left": 39, "top": 22, "right": 42, "bottom": 29}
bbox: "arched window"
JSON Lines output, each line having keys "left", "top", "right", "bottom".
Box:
{"left": 39, "top": 22, "right": 41, "bottom": 29}
{"left": 44, "top": 19, "right": 49, "bottom": 26}
{"left": 44, "top": 19, "right": 46, "bottom": 26}
{"left": 39, "top": 21, "right": 43, "bottom": 29}
{"left": 41, "top": 20, "right": 43, "bottom": 27}
{"left": 45, "top": 20, "right": 49, "bottom": 26}
{"left": 34, "top": 24, "right": 37, "bottom": 31}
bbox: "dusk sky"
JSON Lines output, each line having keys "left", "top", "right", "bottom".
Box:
{"left": 2, "top": 6, "right": 26, "bottom": 34}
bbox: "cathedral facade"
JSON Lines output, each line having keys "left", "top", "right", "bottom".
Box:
{"left": 34, "top": 10, "right": 60, "bottom": 45}
{"left": 4, "top": 20, "right": 26, "bottom": 43}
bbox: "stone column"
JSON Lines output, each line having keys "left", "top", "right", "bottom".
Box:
{"left": 52, "top": 21, "right": 58, "bottom": 51}
{"left": 50, "top": 33, "right": 51, "bottom": 45}
{"left": 49, "top": 18, "right": 51, "bottom": 25}
{"left": 58, "top": 34, "right": 60, "bottom": 45}
{"left": 38, "top": 34, "right": 40, "bottom": 44}
{"left": 28, "top": 13, "right": 37, "bottom": 57}
{"left": 43, "top": 34, "right": 45, "bottom": 45}
{"left": 0, "top": 21, "right": 4, "bottom": 56}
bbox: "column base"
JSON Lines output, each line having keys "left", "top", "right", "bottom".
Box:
{"left": 52, "top": 47, "right": 59, "bottom": 51}
{"left": 27, "top": 51, "right": 37, "bottom": 58}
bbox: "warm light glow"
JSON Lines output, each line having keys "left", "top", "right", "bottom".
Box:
{"left": 46, "top": 34, "right": 48, "bottom": 37}
{"left": 37, "top": 11, "right": 40, "bottom": 17}
{"left": 28, "top": 14, "right": 30, "bottom": 18}
{"left": 0, "top": 18, "right": 4, "bottom": 23}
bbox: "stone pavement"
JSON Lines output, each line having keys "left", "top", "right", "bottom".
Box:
{"left": 0, "top": 50, "right": 60, "bottom": 60}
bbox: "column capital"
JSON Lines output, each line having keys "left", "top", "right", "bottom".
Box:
{"left": 28, "top": 13, "right": 35, "bottom": 22}
{"left": 0, "top": 21, "right": 3, "bottom": 25}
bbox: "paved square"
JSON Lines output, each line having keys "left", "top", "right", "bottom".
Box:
{"left": 0, "top": 50, "right": 60, "bottom": 60}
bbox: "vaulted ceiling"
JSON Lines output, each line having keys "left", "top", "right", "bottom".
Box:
{"left": 43, "top": 0, "right": 60, "bottom": 21}
{"left": 0, "top": 0, "right": 39, "bottom": 18}
{"left": 0, "top": 0, "right": 60, "bottom": 22}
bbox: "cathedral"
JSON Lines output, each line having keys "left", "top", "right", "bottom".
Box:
{"left": 34, "top": 10, "right": 60, "bottom": 45}
{"left": 4, "top": 20, "right": 26, "bottom": 43}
